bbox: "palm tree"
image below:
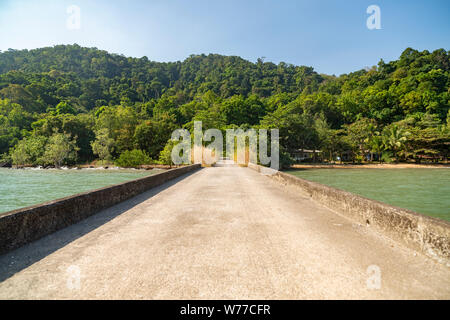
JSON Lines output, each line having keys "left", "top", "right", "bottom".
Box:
{"left": 366, "top": 134, "right": 385, "bottom": 163}
{"left": 382, "top": 125, "right": 409, "bottom": 163}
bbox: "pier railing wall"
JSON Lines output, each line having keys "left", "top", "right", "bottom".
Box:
{"left": 0, "top": 164, "right": 201, "bottom": 255}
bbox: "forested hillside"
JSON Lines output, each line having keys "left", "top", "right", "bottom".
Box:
{"left": 0, "top": 44, "right": 448, "bottom": 167}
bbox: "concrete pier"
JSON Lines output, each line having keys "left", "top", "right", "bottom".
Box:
{"left": 0, "top": 166, "right": 449, "bottom": 299}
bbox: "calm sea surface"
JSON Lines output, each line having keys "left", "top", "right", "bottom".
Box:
{"left": 0, "top": 168, "right": 162, "bottom": 214}
{"left": 287, "top": 168, "right": 450, "bottom": 221}
{"left": 2, "top": 167, "right": 449, "bottom": 221}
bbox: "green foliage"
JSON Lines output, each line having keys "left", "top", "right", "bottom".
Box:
{"left": 159, "top": 139, "right": 179, "bottom": 166}
{"left": 366, "top": 134, "right": 385, "bottom": 163}
{"left": 395, "top": 113, "right": 450, "bottom": 162}
{"left": 0, "top": 45, "right": 449, "bottom": 166}
{"left": 279, "top": 146, "right": 294, "bottom": 169}
{"left": 0, "top": 98, "right": 35, "bottom": 155}
{"left": 220, "top": 95, "right": 266, "bottom": 126}
{"left": 381, "top": 151, "right": 394, "bottom": 164}
{"left": 115, "top": 149, "right": 151, "bottom": 167}
{"left": 344, "top": 117, "right": 377, "bottom": 161}
{"left": 40, "top": 132, "right": 79, "bottom": 167}
{"left": 382, "top": 125, "right": 409, "bottom": 162}
{"left": 134, "top": 113, "right": 178, "bottom": 157}
{"left": 31, "top": 113, "right": 94, "bottom": 162}
{"left": 95, "top": 105, "right": 138, "bottom": 155}
{"left": 53, "top": 101, "right": 77, "bottom": 115}
{"left": 10, "top": 135, "right": 47, "bottom": 166}
{"left": 259, "top": 101, "right": 319, "bottom": 152}
{"left": 91, "top": 128, "right": 115, "bottom": 161}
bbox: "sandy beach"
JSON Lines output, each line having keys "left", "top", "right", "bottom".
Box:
{"left": 290, "top": 163, "right": 450, "bottom": 169}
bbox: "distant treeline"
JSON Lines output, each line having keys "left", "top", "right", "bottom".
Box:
{"left": 0, "top": 44, "right": 448, "bottom": 167}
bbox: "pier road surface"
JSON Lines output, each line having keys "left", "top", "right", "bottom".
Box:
{"left": 0, "top": 166, "right": 449, "bottom": 299}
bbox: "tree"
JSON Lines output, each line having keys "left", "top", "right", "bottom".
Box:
{"left": 115, "top": 149, "right": 151, "bottom": 168}
{"left": 317, "top": 127, "right": 347, "bottom": 163}
{"left": 0, "top": 45, "right": 449, "bottom": 166}
{"left": 95, "top": 105, "right": 138, "bottom": 155}
{"left": 366, "top": 134, "right": 385, "bottom": 163}
{"left": 134, "top": 113, "right": 178, "bottom": 158}
{"left": 382, "top": 125, "right": 409, "bottom": 162}
{"left": 31, "top": 113, "right": 94, "bottom": 162}
{"left": 91, "top": 128, "right": 115, "bottom": 161}
{"left": 406, "top": 127, "right": 449, "bottom": 162}
{"left": 344, "top": 118, "right": 377, "bottom": 162}
{"left": 398, "top": 114, "right": 450, "bottom": 163}
{"left": 0, "top": 99, "right": 35, "bottom": 155}
{"left": 0, "top": 84, "right": 45, "bottom": 113}
{"left": 259, "top": 102, "right": 319, "bottom": 152}
{"left": 41, "top": 132, "right": 78, "bottom": 167}
{"left": 190, "top": 103, "right": 227, "bottom": 131}
{"left": 159, "top": 139, "right": 179, "bottom": 167}
{"left": 10, "top": 144, "right": 28, "bottom": 166}
{"left": 220, "top": 95, "right": 266, "bottom": 126}
{"left": 54, "top": 101, "right": 76, "bottom": 115}
{"left": 10, "top": 135, "right": 47, "bottom": 166}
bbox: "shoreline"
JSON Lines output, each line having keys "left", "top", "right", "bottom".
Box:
{"left": 3, "top": 163, "right": 450, "bottom": 170}
{"left": 1, "top": 164, "right": 176, "bottom": 170}
{"left": 290, "top": 163, "right": 450, "bottom": 169}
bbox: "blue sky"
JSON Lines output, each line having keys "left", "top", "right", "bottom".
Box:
{"left": 0, "top": 0, "right": 448, "bottom": 75}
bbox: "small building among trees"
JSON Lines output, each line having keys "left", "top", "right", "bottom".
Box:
{"left": 291, "top": 149, "right": 322, "bottom": 163}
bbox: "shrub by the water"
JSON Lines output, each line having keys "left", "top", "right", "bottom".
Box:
{"left": 115, "top": 149, "right": 151, "bottom": 168}
{"left": 381, "top": 151, "right": 394, "bottom": 164}
{"left": 279, "top": 146, "right": 294, "bottom": 169}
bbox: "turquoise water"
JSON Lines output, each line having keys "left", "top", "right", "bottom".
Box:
{"left": 287, "top": 168, "right": 450, "bottom": 221}
{"left": 0, "top": 168, "right": 162, "bottom": 214}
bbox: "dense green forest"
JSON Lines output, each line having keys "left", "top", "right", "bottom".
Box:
{"left": 0, "top": 44, "right": 448, "bottom": 167}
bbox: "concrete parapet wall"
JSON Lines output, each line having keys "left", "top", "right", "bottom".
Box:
{"left": 0, "top": 164, "right": 201, "bottom": 255}
{"left": 248, "top": 163, "right": 450, "bottom": 264}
